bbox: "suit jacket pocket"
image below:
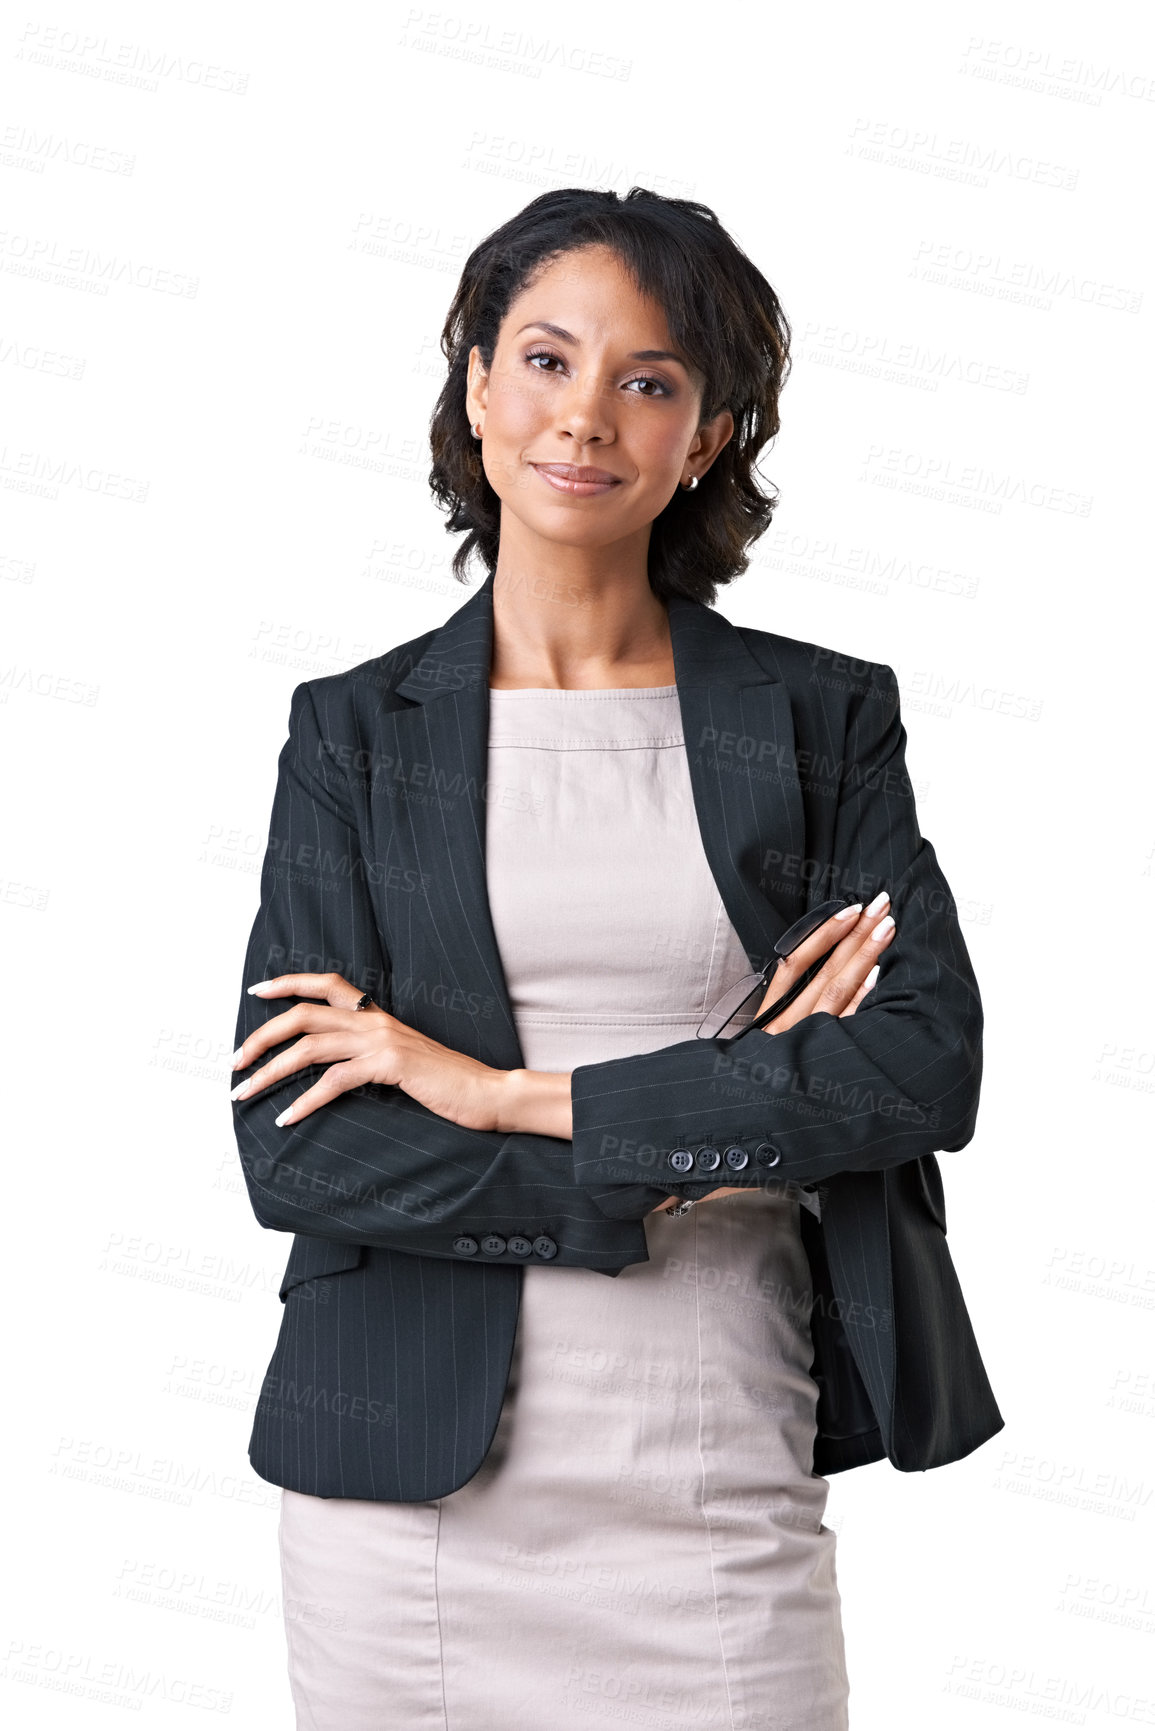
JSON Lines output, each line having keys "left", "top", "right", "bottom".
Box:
{"left": 278, "top": 1234, "right": 366, "bottom": 1301}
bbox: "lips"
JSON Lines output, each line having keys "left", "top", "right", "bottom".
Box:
{"left": 531, "top": 463, "right": 621, "bottom": 484}
{"left": 529, "top": 462, "right": 623, "bottom": 498}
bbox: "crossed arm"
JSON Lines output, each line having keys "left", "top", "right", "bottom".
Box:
{"left": 234, "top": 892, "right": 896, "bottom": 1206}
{"left": 230, "top": 669, "right": 981, "bottom": 1265}
{"left": 230, "top": 683, "right": 663, "bottom": 1271}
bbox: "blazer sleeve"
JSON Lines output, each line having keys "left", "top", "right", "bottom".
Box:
{"left": 230, "top": 681, "right": 656, "bottom": 1271}
{"left": 569, "top": 661, "right": 984, "bottom": 1197}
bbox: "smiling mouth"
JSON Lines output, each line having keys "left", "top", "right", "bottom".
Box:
{"left": 529, "top": 463, "right": 623, "bottom": 496}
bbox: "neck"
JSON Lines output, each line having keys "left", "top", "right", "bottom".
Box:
{"left": 488, "top": 564, "right": 674, "bottom": 692}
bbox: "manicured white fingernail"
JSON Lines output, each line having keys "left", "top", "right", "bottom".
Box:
{"left": 863, "top": 964, "right": 880, "bottom": 992}
{"left": 834, "top": 902, "right": 863, "bottom": 919}
{"left": 247, "top": 982, "right": 273, "bottom": 996}
{"left": 865, "top": 891, "right": 889, "bottom": 915}
{"left": 871, "top": 914, "right": 895, "bottom": 939}
{"left": 232, "top": 1047, "right": 245, "bottom": 1066}
{"left": 274, "top": 1107, "right": 294, "bottom": 1126}
{"left": 231, "top": 1080, "right": 253, "bottom": 1101}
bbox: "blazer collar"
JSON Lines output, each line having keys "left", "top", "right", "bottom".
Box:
{"left": 390, "top": 570, "right": 807, "bottom": 1071}
{"left": 395, "top": 568, "right": 775, "bottom": 702}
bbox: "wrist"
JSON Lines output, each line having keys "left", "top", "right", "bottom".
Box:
{"left": 495, "top": 1068, "right": 573, "bottom": 1139}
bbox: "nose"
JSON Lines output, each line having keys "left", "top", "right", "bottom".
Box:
{"left": 552, "top": 373, "right": 615, "bottom": 447}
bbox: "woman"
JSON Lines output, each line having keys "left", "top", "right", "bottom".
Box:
{"left": 230, "top": 187, "right": 1002, "bottom": 1729}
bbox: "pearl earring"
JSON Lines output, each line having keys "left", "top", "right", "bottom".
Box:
{"left": 471, "top": 422, "right": 482, "bottom": 439}
{"left": 682, "top": 475, "right": 699, "bottom": 490}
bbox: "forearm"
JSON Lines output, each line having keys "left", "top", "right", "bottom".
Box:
{"left": 233, "top": 1063, "right": 655, "bottom": 1267}
{"left": 569, "top": 839, "right": 982, "bottom": 1195}
{"left": 494, "top": 1069, "right": 684, "bottom": 1217}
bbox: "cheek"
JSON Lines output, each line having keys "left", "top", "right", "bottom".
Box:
{"left": 488, "top": 372, "right": 546, "bottom": 439}
{"left": 635, "top": 417, "right": 689, "bottom": 474}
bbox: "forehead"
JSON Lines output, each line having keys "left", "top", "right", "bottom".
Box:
{"left": 507, "top": 246, "right": 672, "bottom": 334}
{"left": 503, "top": 247, "right": 696, "bottom": 376}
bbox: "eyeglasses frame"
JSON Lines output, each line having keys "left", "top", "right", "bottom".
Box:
{"left": 697, "top": 895, "right": 860, "bottom": 1049}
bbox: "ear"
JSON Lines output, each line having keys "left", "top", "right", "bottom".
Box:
{"left": 693, "top": 406, "right": 735, "bottom": 475}
{"left": 465, "top": 344, "right": 489, "bottom": 429}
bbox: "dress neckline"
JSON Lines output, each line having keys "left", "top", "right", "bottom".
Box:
{"left": 488, "top": 684, "right": 678, "bottom": 697}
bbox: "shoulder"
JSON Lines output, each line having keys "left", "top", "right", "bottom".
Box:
{"left": 284, "top": 622, "right": 441, "bottom": 737}
{"left": 730, "top": 616, "right": 898, "bottom": 716}
{"left": 727, "top": 617, "right": 905, "bottom": 780}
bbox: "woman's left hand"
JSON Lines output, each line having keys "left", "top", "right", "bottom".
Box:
{"left": 697, "top": 898, "right": 895, "bottom": 1204}
{"left": 231, "top": 973, "right": 509, "bottom": 1132}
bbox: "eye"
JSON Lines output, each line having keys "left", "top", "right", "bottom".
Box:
{"left": 525, "top": 346, "right": 566, "bottom": 373}
{"left": 624, "top": 374, "right": 672, "bottom": 399}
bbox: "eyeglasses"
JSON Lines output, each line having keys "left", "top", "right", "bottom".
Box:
{"left": 696, "top": 896, "right": 858, "bottom": 1045}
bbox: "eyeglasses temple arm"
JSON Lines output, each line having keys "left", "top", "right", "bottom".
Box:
{"left": 714, "top": 955, "right": 826, "bottom": 1049}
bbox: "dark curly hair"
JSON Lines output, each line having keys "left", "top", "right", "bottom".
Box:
{"left": 428, "top": 186, "right": 792, "bottom": 608}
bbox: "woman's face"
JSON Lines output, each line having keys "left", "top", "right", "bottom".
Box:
{"left": 466, "top": 244, "right": 733, "bottom": 554}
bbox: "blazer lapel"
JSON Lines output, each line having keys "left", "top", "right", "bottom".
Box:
{"left": 389, "top": 571, "right": 807, "bottom": 1070}
{"left": 663, "top": 595, "right": 809, "bottom": 976}
{"left": 390, "top": 575, "right": 525, "bottom": 1071}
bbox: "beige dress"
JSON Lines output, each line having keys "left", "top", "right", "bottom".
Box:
{"left": 278, "top": 685, "right": 850, "bottom": 1730}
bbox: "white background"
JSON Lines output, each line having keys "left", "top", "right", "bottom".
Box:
{"left": 4, "top": 0, "right": 1153, "bottom": 1725}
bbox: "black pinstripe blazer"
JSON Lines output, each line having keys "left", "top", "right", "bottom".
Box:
{"left": 230, "top": 568, "right": 1003, "bottom": 1501}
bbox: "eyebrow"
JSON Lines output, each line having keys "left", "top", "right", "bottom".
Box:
{"left": 514, "top": 321, "right": 689, "bottom": 369}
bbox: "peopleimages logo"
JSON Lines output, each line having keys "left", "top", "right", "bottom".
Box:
{"left": 911, "top": 239, "right": 1143, "bottom": 314}
{"left": 860, "top": 445, "right": 1093, "bottom": 517}
{"left": 847, "top": 117, "right": 1079, "bottom": 190}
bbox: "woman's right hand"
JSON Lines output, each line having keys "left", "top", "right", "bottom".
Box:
{"left": 650, "top": 894, "right": 895, "bottom": 1212}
